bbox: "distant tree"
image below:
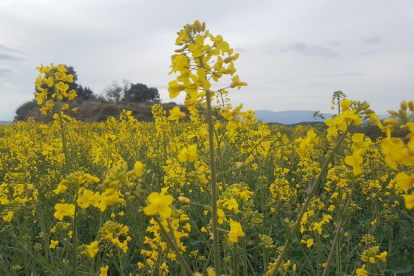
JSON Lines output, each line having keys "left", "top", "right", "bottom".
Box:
{"left": 103, "top": 81, "right": 124, "bottom": 103}
{"left": 123, "top": 82, "right": 160, "bottom": 103}
{"left": 331, "top": 90, "right": 347, "bottom": 115}
{"left": 77, "top": 85, "right": 95, "bottom": 100}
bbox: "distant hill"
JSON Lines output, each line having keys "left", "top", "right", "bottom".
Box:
{"left": 0, "top": 121, "right": 12, "bottom": 125}
{"left": 13, "top": 99, "right": 184, "bottom": 123}
{"left": 255, "top": 110, "right": 334, "bottom": 124}
{"left": 255, "top": 110, "right": 389, "bottom": 125}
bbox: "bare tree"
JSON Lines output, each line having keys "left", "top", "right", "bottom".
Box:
{"left": 103, "top": 81, "right": 124, "bottom": 103}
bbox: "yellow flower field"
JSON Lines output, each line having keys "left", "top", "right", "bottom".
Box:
{"left": 1, "top": 21, "right": 414, "bottom": 276}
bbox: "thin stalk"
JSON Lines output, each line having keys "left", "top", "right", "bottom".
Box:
{"left": 55, "top": 94, "right": 77, "bottom": 274}
{"left": 321, "top": 188, "right": 354, "bottom": 276}
{"left": 317, "top": 234, "right": 320, "bottom": 276}
{"left": 72, "top": 185, "right": 80, "bottom": 275}
{"left": 233, "top": 243, "right": 238, "bottom": 276}
{"left": 56, "top": 99, "right": 70, "bottom": 175}
{"left": 131, "top": 191, "right": 193, "bottom": 275}
{"left": 376, "top": 261, "right": 386, "bottom": 276}
{"left": 202, "top": 59, "right": 221, "bottom": 273}
{"left": 8, "top": 230, "right": 57, "bottom": 276}
{"left": 270, "top": 131, "right": 348, "bottom": 276}
{"left": 167, "top": 220, "right": 188, "bottom": 276}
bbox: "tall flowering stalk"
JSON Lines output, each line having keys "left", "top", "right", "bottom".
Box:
{"left": 34, "top": 63, "right": 79, "bottom": 274}
{"left": 167, "top": 21, "right": 247, "bottom": 274}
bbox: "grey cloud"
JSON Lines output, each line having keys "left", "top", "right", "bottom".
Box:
{"left": 286, "top": 42, "right": 341, "bottom": 58}
{"left": 358, "top": 50, "right": 374, "bottom": 56}
{"left": 331, "top": 72, "right": 366, "bottom": 77}
{"left": 362, "top": 37, "right": 382, "bottom": 44}
{"left": 326, "top": 40, "right": 343, "bottom": 48}
{"left": 0, "top": 44, "right": 28, "bottom": 61}
{"left": 0, "top": 65, "right": 14, "bottom": 76}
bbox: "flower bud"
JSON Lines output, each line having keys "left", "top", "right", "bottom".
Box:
{"left": 184, "top": 99, "right": 195, "bottom": 107}
{"left": 383, "top": 118, "right": 398, "bottom": 127}
{"left": 408, "top": 100, "right": 414, "bottom": 111}
{"left": 178, "top": 196, "right": 191, "bottom": 204}
{"left": 235, "top": 162, "right": 244, "bottom": 168}
{"left": 387, "top": 110, "right": 399, "bottom": 117}
{"left": 194, "top": 20, "right": 202, "bottom": 33}
{"left": 201, "top": 22, "right": 206, "bottom": 32}
{"left": 401, "top": 101, "right": 407, "bottom": 110}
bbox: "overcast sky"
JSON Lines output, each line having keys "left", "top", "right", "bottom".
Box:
{"left": 1, "top": 0, "right": 413, "bottom": 121}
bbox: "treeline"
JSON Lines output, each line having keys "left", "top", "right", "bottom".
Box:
{"left": 15, "top": 65, "right": 164, "bottom": 122}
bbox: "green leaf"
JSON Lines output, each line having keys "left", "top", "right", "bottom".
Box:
{"left": 386, "top": 257, "right": 412, "bottom": 274}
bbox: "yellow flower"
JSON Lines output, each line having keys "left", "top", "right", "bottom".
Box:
{"left": 87, "top": 241, "right": 99, "bottom": 258}
{"left": 50, "top": 239, "right": 58, "bottom": 249}
{"left": 201, "top": 226, "right": 208, "bottom": 233}
{"left": 376, "top": 251, "right": 387, "bottom": 262}
{"left": 99, "top": 265, "right": 109, "bottom": 276}
{"left": 2, "top": 211, "right": 13, "bottom": 223}
{"left": 395, "top": 172, "right": 414, "bottom": 191}
{"left": 99, "top": 189, "right": 125, "bottom": 212}
{"left": 43, "top": 76, "right": 54, "bottom": 87}
{"left": 54, "top": 203, "right": 75, "bottom": 221}
{"left": 217, "top": 208, "right": 226, "bottom": 224}
{"left": 340, "top": 99, "right": 351, "bottom": 111}
{"left": 67, "top": 90, "right": 77, "bottom": 100}
{"left": 134, "top": 161, "right": 144, "bottom": 177}
{"left": 230, "top": 75, "right": 247, "bottom": 90}
{"left": 345, "top": 149, "right": 363, "bottom": 176}
{"left": 178, "top": 145, "right": 197, "bottom": 162}
{"left": 168, "top": 106, "right": 186, "bottom": 122}
{"left": 356, "top": 265, "right": 368, "bottom": 276}
{"left": 144, "top": 192, "right": 174, "bottom": 218}
{"left": 72, "top": 107, "right": 79, "bottom": 114}
{"left": 403, "top": 193, "right": 414, "bottom": 210}
{"left": 352, "top": 133, "right": 369, "bottom": 150}
{"left": 301, "top": 238, "right": 314, "bottom": 248}
{"left": 168, "top": 80, "right": 186, "bottom": 98}
{"left": 226, "top": 198, "right": 239, "bottom": 213}
{"left": 228, "top": 221, "right": 245, "bottom": 243}
{"left": 206, "top": 268, "right": 217, "bottom": 276}
{"left": 77, "top": 189, "right": 101, "bottom": 209}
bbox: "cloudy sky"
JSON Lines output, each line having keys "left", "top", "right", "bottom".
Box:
{"left": 1, "top": 0, "right": 413, "bottom": 121}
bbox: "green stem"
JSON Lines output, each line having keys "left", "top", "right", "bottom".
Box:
{"left": 167, "top": 220, "right": 188, "bottom": 276}
{"left": 321, "top": 187, "right": 354, "bottom": 276}
{"left": 56, "top": 100, "right": 70, "bottom": 175}
{"left": 72, "top": 185, "right": 79, "bottom": 275}
{"left": 233, "top": 243, "right": 238, "bottom": 276}
{"left": 202, "top": 59, "right": 221, "bottom": 273}
{"left": 131, "top": 191, "right": 193, "bottom": 275}
{"left": 270, "top": 130, "right": 348, "bottom": 276}
{"left": 376, "top": 261, "right": 386, "bottom": 276}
